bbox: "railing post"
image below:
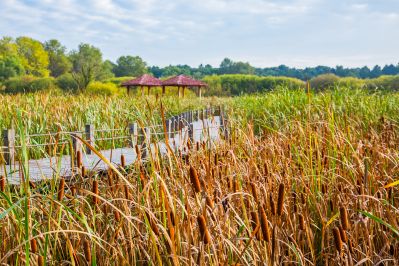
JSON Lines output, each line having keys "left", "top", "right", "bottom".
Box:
{"left": 139, "top": 127, "right": 151, "bottom": 160}
{"left": 166, "top": 119, "right": 172, "bottom": 140}
{"left": 129, "top": 123, "right": 138, "bottom": 148}
{"left": 2, "top": 129, "right": 15, "bottom": 165}
{"left": 221, "top": 107, "right": 229, "bottom": 140}
{"left": 85, "top": 124, "right": 94, "bottom": 154}
{"left": 188, "top": 123, "right": 194, "bottom": 143}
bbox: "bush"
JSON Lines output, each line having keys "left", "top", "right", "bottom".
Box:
{"left": 56, "top": 73, "right": 79, "bottom": 92}
{"left": 104, "top": 76, "right": 133, "bottom": 86}
{"left": 4, "top": 76, "right": 55, "bottom": 93}
{"left": 86, "top": 82, "right": 121, "bottom": 95}
{"left": 366, "top": 75, "right": 399, "bottom": 91}
{"left": 202, "top": 74, "right": 304, "bottom": 96}
{"left": 309, "top": 74, "right": 340, "bottom": 91}
{"left": 337, "top": 77, "right": 366, "bottom": 89}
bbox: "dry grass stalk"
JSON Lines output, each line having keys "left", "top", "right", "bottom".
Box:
{"left": 0, "top": 175, "right": 5, "bottom": 192}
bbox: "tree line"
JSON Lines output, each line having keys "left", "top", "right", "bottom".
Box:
{"left": 1, "top": 36, "right": 399, "bottom": 93}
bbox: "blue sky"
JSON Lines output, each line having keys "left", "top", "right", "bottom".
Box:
{"left": 1, "top": 0, "right": 398, "bottom": 68}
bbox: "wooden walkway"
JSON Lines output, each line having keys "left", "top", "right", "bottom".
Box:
{"left": 1, "top": 116, "right": 222, "bottom": 185}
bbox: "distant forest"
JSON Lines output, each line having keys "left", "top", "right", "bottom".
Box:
{"left": 1, "top": 36, "right": 398, "bottom": 85}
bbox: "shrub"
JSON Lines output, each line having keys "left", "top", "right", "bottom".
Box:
{"left": 4, "top": 76, "right": 55, "bottom": 93}
{"left": 337, "top": 77, "right": 366, "bottom": 89}
{"left": 309, "top": 74, "right": 340, "bottom": 91}
{"left": 56, "top": 73, "right": 79, "bottom": 92}
{"left": 366, "top": 75, "right": 399, "bottom": 91}
{"left": 104, "top": 76, "right": 133, "bottom": 86}
{"left": 86, "top": 81, "right": 121, "bottom": 96}
{"left": 202, "top": 74, "right": 304, "bottom": 96}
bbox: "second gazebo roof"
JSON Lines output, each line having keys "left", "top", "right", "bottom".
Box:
{"left": 121, "top": 74, "right": 162, "bottom": 87}
{"left": 162, "top": 75, "right": 207, "bottom": 87}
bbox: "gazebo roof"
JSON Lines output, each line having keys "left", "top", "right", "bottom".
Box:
{"left": 162, "top": 75, "right": 207, "bottom": 87}
{"left": 121, "top": 74, "right": 162, "bottom": 87}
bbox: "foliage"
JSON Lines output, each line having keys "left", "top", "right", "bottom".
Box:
{"left": 44, "top": 39, "right": 71, "bottom": 77}
{"left": 309, "top": 74, "right": 340, "bottom": 90}
{"left": 103, "top": 76, "right": 133, "bottom": 85}
{"left": 0, "top": 56, "right": 25, "bottom": 82}
{"left": 113, "top": 56, "right": 147, "bottom": 77}
{"left": 3, "top": 76, "right": 55, "bottom": 93}
{"left": 86, "top": 81, "right": 120, "bottom": 96}
{"left": 15, "top": 37, "right": 49, "bottom": 77}
{"left": 56, "top": 73, "right": 79, "bottom": 92}
{"left": 219, "top": 57, "right": 255, "bottom": 74}
{"left": 202, "top": 74, "right": 304, "bottom": 96}
{"left": 367, "top": 75, "right": 399, "bottom": 91}
{"left": 69, "top": 43, "right": 103, "bottom": 92}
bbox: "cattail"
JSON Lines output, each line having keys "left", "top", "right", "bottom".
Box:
{"left": 121, "top": 154, "right": 126, "bottom": 168}
{"left": 340, "top": 206, "right": 350, "bottom": 230}
{"left": 259, "top": 206, "right": 271, "bottom": 242}
{"left": 332, "top": 227, "right": 343, "bottom": 252}
{"left": 145, "top": 212, "right": 160, "bottom": 235}
{"left": 124, "top": 184, "right": 130, "bottom": 200}
{"left": 83, "top": 239, "right": 91, "bottom": 262}
{"left": 250, "top": 182, "right": 258, "bottom": 203}
{"left": 57, "top": 178, "right": 65, "bottom": 201}
{"left": 135, "top": 144, "right": 141, "bottom": 160}
{"left": 298, "top": 214, "right": 305, "bottom": 231}
{"left": 37, "top": 255, "right": 44, "bottom": 266}
{"left": 277, "top": 183, "right": 285, "bottom": 216}
{"left": 30, "top": 238, "right": 38, "bottom": 253}
{"left": 269, "top": 193, "right": 276, "bottom": 215}
{"left": 206, "top": 195, "right": 214, "bottom": 209}
{"left": 250, "top": 211, "right": 261, "bottom": 240}
{"left": 114, "top": 210, "right": 121, "bottom": 222}
{"left": 196, "top": 141, "right": 200, "bottom": 151}
{"left": 189, "top": 166, "right": 201, "bottom": 193}
{"left": 81, "top": 166, "right": 86, "bottom": 177}
{"left": 71, "top": 186, "right": 77, "bottom": 197}
{"left": 0, "top": 175, "right": 5, "bottom": 192}
{"left": 197, "top": 215, "right": 211, "bottom": 244}
{"left": 338, "top": 226, "right": 347, "bottom": 243}
{"left": 76, "top": 150, "right": 82, "bottom": 168}
{"left": 92, "top": 180, "right": 99, "bottom": 205}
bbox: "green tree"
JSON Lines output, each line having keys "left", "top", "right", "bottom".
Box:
{"left": 0, "top": 37, "right": 19, "bottom": 58}
{"left": 16, "top": 36, "right": 49, "bottom": 77}
{"left": 0, "top": 56, "right": 25, "bottom": 82}
{"left": 69, "top": 43, "right": 103, "bottom": 92}
{"left": 44, "top": 39, "right": 71, "bottom": 77}
{"left": 97, "top": 60, "right": 115, "bottom": 80}
{"left": 113, "top": 56, "right": 147, "bottom": 77}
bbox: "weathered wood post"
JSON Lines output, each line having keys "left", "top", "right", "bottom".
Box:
{"left": 129, "top": 123, "right": 138, "bottom": 148}
{"left": 166, "top": 119, "right": 173, "bottom": 140}
{"left": 188, "top": 122, "right": 194, "bottom": 143}
{"left": 139, "top": 127, "right": 151, "bottom": 160}
{"left": 2, "top": 129, "right": 15, "bottom": 165}
{"left": 162, "top": 86, "right": 166, "bottom": 96}
{"left": 85, "top": 124, "right": 94, "bottom": 154}
{"left": 220, "top": 106, "right": 229, "bottom": 140}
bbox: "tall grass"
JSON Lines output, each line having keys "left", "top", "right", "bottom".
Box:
{"left": 0, "top": 87, "right": 399, "bottom": 264}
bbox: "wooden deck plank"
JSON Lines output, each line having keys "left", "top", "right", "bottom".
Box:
{"left": 1, "top": 117, "right": 221, "bottom": 185}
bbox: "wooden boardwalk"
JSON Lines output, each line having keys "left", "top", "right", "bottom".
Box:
{"left": 1, "top": 117, "right": 222, "bottom": 185}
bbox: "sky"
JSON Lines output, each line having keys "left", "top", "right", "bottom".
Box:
{"left": 0, "top": 0, "right": 398, "bottom": 68}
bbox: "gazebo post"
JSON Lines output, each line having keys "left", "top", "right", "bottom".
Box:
{"left": 199, "top": 86, "right": 202, "bottom": 99}
{"left": 162, "top": 86, "right": 166, "bottom": 96}
{"left": 147, "top": 86, "right": 150, "bottom": 95}
{"left": 141, "top": 86, "right": 144, "bottom": 97}
{"left": 182, "top": 86, "right": 186, "bottom": 98}
{"left": 126, "top": 86, "right": 130, "bottom": 95}
{"left": 177, "top": 86, "right": 181, "bottom": 98}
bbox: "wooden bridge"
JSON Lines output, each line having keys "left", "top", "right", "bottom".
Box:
{"left": 0, "top": 107, "right": 228, "bottom": 185}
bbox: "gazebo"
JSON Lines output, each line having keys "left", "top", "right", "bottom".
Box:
{"left": 121, "top": 74, "right": 162, "bottom": 96}
{"left": 162, "top": 75, "right": 208, "bottom": 98}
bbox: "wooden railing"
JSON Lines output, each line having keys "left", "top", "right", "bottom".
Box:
{"left": 0, "top": 106, "right": 229, "bottom": 166}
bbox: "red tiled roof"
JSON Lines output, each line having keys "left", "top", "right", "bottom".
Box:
{"left": 162, "top": 75, "right": 207, "bottom": 87}
{"left": 121, "top": 74, "right": 162, "bottom": 87}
